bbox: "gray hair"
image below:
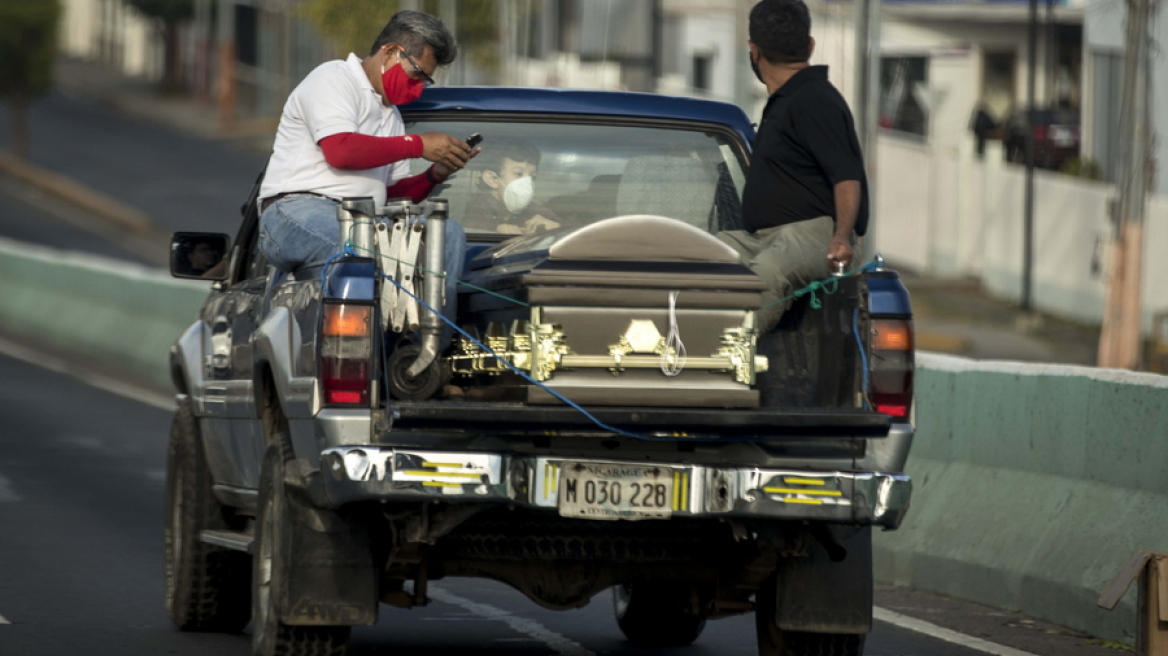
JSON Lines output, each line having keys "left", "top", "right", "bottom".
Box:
{"left": 369, "top": 10, "right": 457, "bottom": 66}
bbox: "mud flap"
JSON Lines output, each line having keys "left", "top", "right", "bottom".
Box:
{"left": 774, "top": 526, "right": 872, "bottom": 634}
{"left": 280, "top": 478, "right": 378, "bottom": 627}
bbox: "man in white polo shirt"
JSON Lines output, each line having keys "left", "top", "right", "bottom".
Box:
{"left": 258, "top": 10, "right": 475, "bottom": 327}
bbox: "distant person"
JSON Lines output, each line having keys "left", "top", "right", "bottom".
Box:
{"left": 718, "top": 0, "right": 868, "bottom": 334}
{"left": 257, "top": 10, "right": 479, "bottom": 323}
{"left": 469, "top": 141, "right": 560, "bottom": 235}
{"left": 970, "top": 102, "right": 997, "bottom": 158}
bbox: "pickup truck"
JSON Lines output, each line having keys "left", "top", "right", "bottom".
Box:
{"left": 164, "top": 87, "right": 914, "bottom": 656}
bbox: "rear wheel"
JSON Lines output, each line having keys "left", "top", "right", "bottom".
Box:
{"left": 164, "top": 399, "right": 250, "bottom": 632}
{"left": 755, "top": 575, "right": 864, "bottom": 656}
{"left": 252, "top": 415, "right": 350, "bottom": 656}
{"left": 613, "top": 582, "right": 706, "bottom": 647}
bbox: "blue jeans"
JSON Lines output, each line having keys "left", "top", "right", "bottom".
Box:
{"left": 259, "top": 195, "right": 466, "bottom": 342}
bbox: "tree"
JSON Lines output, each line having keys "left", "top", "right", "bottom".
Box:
{"left": 125, "top": 0, "right": 194, "bottom": 94}
{"left": 0, "top": 0, "right": 61, "bottom": 159}
{"left": 298, "top": 0, "right": 498, "bottom": 73}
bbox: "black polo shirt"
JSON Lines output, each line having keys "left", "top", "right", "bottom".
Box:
{"left": 741, "top": 65, "right": 869, "bottom": 236}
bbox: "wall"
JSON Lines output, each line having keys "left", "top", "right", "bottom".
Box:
{"left": 876, "top": 352, "right": 1168, "bottom": 644}
{"left": 0, "top": 237, "right": 210, "bottom": 388}
{"left": 871, "top": 133, "right": 1168, "bottom": 331}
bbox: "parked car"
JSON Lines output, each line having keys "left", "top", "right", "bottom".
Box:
{"left": 164, "top": 87, "right": 915, "bottom": 656}
{"left": 1003, "top": 108, "right": 1081, "bottom": 170}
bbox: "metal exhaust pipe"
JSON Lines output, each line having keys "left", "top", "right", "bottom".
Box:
{"left": 406, "top": 199, "right": 448, "bottom": 377}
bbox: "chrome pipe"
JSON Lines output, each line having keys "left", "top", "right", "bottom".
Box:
{"left": 406, "top": 199, "right": 448, "bottom": 377}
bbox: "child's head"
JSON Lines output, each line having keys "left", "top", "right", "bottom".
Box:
{"left": 476, "top": 141, "right": 543, "bottom": 209}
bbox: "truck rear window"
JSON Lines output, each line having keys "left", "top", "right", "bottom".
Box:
{"left": 401, "top": 119, "right": 748, "bottom": 240}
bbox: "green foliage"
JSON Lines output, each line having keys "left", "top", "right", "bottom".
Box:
{"left": 124, "top": 0, "right": 194, "bottom": 23}
{"left": 1060, "top": 157, "right": 1103, "bottom": 180}
{"left": 0, "top": 0, "right": 62, "bottom": 100}
{"left": 297, "top": 0, "right": 497, "bottom": 70}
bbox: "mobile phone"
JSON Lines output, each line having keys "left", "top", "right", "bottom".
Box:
{"left": 466, "top": 133, "right": 483, "bottom": 149}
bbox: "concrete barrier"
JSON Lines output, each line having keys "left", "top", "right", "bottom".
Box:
{"left": 3, "top": 236, "right": 1166, "bottom": 644}
{"left": 876, "top": 352, "right": 1168, "bottom": 644}
{"left": 0, "top": 236, "right": 209, "bottom": 388}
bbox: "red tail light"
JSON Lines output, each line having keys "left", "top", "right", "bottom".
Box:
{"left": 321, "top": 304, "right": 373, "bottom": 406}
{"left": 870, "top": 319, "right": 914, "bottom": 421}
{"left": 1033, "top": 124, "right": 1047, "bottom": 141}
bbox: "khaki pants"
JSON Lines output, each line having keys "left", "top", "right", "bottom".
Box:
{"left": 717, "top": 216, "right": 836, "bottom": 333}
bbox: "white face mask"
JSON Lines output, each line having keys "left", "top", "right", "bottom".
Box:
{"left": 502, "top": 176, "right": 534, "bottom": 213}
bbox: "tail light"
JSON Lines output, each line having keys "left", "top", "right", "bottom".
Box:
{"left": 1033, "top": 124, "right": 1047, "bottom": 142}
{"left": 321, "top": 303, "right": 373, "bottom": 406}
{"left": 869, "top": 319, "right": 914, "bottom": 421}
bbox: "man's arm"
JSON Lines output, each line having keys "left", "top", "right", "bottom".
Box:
{"left": 828, "top": 179, "right": 860, "bottom": 269}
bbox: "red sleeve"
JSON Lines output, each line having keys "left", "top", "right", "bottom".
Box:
{"left": 317, "top": 132, "right": 425, "bottom": 170}
{"left": 386, "top": 169, "right": 444, "bottom": 204}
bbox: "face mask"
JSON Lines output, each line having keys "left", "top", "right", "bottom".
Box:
{"left": 750, "top": 52, "right": 764, "bottom": 84}
{"left": 380, "top": 60, "right": 425, "bottom": 106}
{"left": 503, "top": 176, "right": 534, "bottom": 213}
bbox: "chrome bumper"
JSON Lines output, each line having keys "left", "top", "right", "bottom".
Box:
{"left": 318, "top": 447, "right": 912, "bottom": 529}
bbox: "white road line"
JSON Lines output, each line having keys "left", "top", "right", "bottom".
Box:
{"left": 0, "top": 613, "right": 10, "bottom": 624}
{"left": 875, "top": 607, "right": 1042, "bottom": 656}
{"left": 0, "top": 334, "right": 173, "bottom": 411}
{"left": 0, "top": 474, "right": 20, "bottom": 502}
{"left": 428, "top": 586, "right": 596, "bottom": 656}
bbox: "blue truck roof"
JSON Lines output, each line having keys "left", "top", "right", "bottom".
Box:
{"left": 400, "top": 86, "right": 757, "bottom": 149}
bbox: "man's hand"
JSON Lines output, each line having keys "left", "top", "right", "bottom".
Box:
{"left": 827, "top": 234, "right": 853, "bottom": 273}
{"left": 421, "top": 132, "right": 478, "bottom": 173}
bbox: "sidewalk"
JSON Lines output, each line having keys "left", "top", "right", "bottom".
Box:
{"left": 41, "top": 57, "right": 1106, "bottom": 367}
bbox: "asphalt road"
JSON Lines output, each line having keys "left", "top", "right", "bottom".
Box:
{"left": 0, "top": 345, "right": 1047, "bottom": 656}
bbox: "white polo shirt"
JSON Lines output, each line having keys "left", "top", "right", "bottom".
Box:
{"left": 259, "top": 53, "right": 415, "bottom": 208}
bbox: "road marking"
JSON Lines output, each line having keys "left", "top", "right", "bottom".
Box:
{"left": 0, "top": 613, "right": 10, "bottom": 624}
{"left": 875, "top": 607, "right": 1041, "bottom": 656}
{"left": 0, "top": 334, "right": 173, "bottom": 411}
{"left": 0, "top": 474, "right": 20, "bottom": 502}
{"left": 428, "top": 586, "right": 596, "bottom": 656}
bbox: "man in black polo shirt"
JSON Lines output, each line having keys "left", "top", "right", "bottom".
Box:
{"left": 720, "top": 0, "right": 869, "bottom": 333}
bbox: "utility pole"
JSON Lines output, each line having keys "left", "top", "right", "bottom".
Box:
{"left": 1097, "top": 0, "right": 1155, "bottom": 369}
{"left": 1021, "top": 0, "right": 1038, "bottom": 313}
{"left": 853, "top": 0, "right": 881, "bottom": 252}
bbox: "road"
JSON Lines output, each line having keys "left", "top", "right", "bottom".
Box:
{"left": 0, "top": 340, "right": 1117, "bottom": 656}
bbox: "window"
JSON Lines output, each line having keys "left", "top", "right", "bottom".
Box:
{"left": 692, "top": 53, "right": 712, "bottom": 92}
{"left": 402, "top": 118, "right": 749, "bottom": 239}
{"left": 879, "top": 56, "right": 928, "bottom": 137}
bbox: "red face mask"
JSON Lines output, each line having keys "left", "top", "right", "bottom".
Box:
{"left": 381, "top": 62, "right": 425, "bottom": 106}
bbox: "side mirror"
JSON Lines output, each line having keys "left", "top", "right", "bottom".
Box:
{"left": 171, "top": 232, "right": 231, "bottom": 281}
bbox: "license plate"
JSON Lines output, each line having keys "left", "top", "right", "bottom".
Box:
{"left": 558, "top": 463, "right": 673, "bottom": 521}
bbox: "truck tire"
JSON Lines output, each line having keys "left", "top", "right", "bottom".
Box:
{"left": 613, "top": 583, "right": 706, "bottom": 647}
{"left": 755, "top": 575, "right": 864, "bottom": 656}
{"left": 165, "top": 399, "right": 250, "bottom": 632}
{"left": 253, "top": 440, "right": 350, "bottom": 656}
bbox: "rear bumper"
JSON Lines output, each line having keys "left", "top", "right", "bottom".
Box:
{"left": 317, "top": 447, "right": 911, "bottom": 529}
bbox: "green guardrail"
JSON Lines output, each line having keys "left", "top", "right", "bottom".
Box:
{"left": 0, "top": 237, "right": 209, "bottom": 388}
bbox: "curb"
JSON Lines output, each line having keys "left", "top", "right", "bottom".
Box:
{"left": 0, "top": 150, "right": 153, "bottom": 234}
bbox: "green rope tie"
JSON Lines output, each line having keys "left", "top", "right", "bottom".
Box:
{"left": 761, "top": 261, "right": 878, "bottom": 311}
